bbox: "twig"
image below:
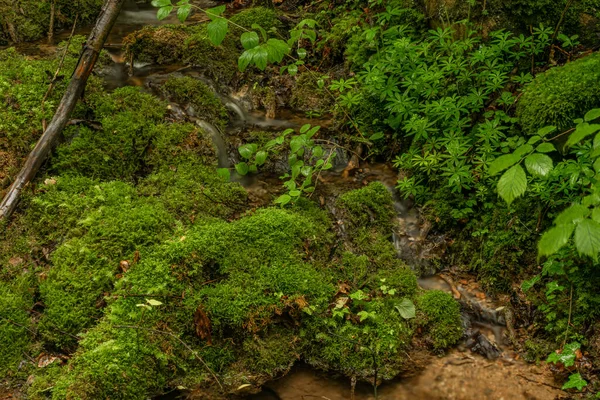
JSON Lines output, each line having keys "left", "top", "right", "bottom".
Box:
{"left": 1, "top": 316, "right": 36, "bottom": 336}
{"left": 114, "top": 325, "right": 223, "bottom": 390}
{"left": 562, "top": 284, "right": 574, "bottom": 348}
{"left": 41, "top": 14, "right": 79, "bottom": 131}
{"left": 517, "top": 373, "right": 562, "bottom": 390}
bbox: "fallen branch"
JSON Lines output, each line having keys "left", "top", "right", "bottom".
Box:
{"left": 0, "top": 0, "right": 126, "bottom": 223}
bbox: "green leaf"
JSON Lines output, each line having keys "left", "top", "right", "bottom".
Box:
{"left": 297, "top": 48, "right": 307, "bottom": 59}
{"left": 574, "top": 218, "right": 600, "bottom": 257}
{"left": 370, "top": 132, "right": 384, "bottom": 141}
{"left": 289, "top": 190, "right": 301, "bottom": 197}
{"left": 146, "top": 299, "right": 163, "bottom": 306}
{"left": 255, "top": 150, "right": 267, "bottom": 165}
{"left": 488, "top": 153, "right": 521, "bottom": 176}
{"left": 240, "top": 31, "right": 259, "bottom": 50}
{"left": 207, "top": 18, "right": 228, "bottom": 46}
{"left": 524, "top": 153, "right": 553, "bottom": 177}
{"left": 253, "top": 46, "right": 268, "bottom": 70}
{"left": 555, "top": 204, "right": 589, "bottom": 225}
{"left": 235, "top": 162, "right": 249, "bottom": 176}
{"left": 206, "top": 5, "right": 225, "bottom": 20}
{"left": 395, "top": 298, "right": 416, "bottom": 319}
{"left": 306, "top": 126, "right": 320, "bottom": 138}
{"left": 252, "top": 23, "right": 268, "bottom": 41}
{"left": 157, "top": 5, "right": 173, "bottom": 20}
{"left": 177, "top": 4, "right": 191, "bottom": 22}
{"left": 537, "top": 125, "right": 556, "bottom": 137}
{"left": 562, "top": 373, "right": 587, "bottom": 391}
{"left": 217, "top": 168, "right": 230, "bottom": 181}
{"left": 566, "top": 123, "right": 600, "bottom": 148}
{"left": 584, "top": 108, "right": 600, "bottom": 122}
{"left": 521, "top": 275, "right": 540, "bottom": 292}
{"left": 238, "top": 50, "right": 253, "bottom": 72}
{"left": 300, "top": 124, "right": 311, "bottom": 133}
{"left": 536, "top": 143, "right": 556, "bottom": 153}
{"left": 312, "top": 146, "right": 323, "bottom": 158}
{"left": 151, "top": 0, "right": 171, "bottom": 7}
{"left": 527, "top": 135, "right": 541, "bottom": 145}
{"left": 288, "top": 64, "right": 298, "bottom": 76}
{"left": 274, "top": 194, "right": 291, "bottom": 205}
{"left": 238, "top": 144, "right": 257, "bottom": 160}
{"left": 514, "top": 144, "right": 534, "bottom": 157}
{"left": 497, "top": 165, "right": 527, "bottom": 205}
{"left": 538, "top": 224, "right": 575, "bottom": 256}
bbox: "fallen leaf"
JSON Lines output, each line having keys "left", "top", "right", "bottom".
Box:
{"left": 37, "top": 354, "right": 59, "bottom": 368}
{"left": 9, "top": 257, "right": 23, "bottom": 267}
{"left": 194, "top": 305, "right": 212, "bottom": 345}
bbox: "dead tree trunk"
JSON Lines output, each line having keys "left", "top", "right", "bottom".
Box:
{"left": 0, "top": 0, "right": 126, "bottom": 223}
{"left": 48, "top": 0, "right": 56, "bottom": 43}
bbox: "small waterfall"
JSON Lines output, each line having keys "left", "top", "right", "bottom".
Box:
{"left": 224, "top": 99, "right": 247, "bottom": 126}
{"left": 195, "top": 120, "right": 230, "bottom": 168}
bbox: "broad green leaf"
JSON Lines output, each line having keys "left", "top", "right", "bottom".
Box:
{"left": 146, "top": 299, "right": 163, "bottom": 306}
{"left": 238, "top": 50, "right": 253, "bottom": 72}
{"left": 151, "top": 0, "right": 171, "bottom": 7}
{"left": 488, "top": 153, "right": 521, "bottom": 176}
{"left": 240, "top": 31, "right": 259, "bottom": 50}
{"left": 574, "top": 218, "right": 600, "bottom": 257}
{"left": 312, "top": 146, "right": 323, "bottom": 158}
{"left": 538, "top": 224, "right": 575, "bottom": 256}
{"left": 566, "top": 123, "right": 600, "bottom": 147}
{"left": 592, "top": 207, "right": 600, "bottom": 222}
{"left": 206, "top": 5, "right": 225, "bottom": 20}
{"left": 306, "top": 126, "right": 320, "bottom": 138}
{"left": 300, "top": 166, "right": 312, "bottom": 177}
{"left": 235, "top": 162, "right": 249, "bottom": 176}
{"left": 274, "top": 194, "right": 291, "bottom": 205}
{"left": 537, "top": 125, "right": 556, "bottom": 137}
{"left": 527, "top": 135, "right": 541, "bottom": 145}
{"left": 395, "top": 298, "right": 416, "bottom": 319}
{"left": 524, "top": 153, "right": 553, "bottom": 177}
{"left": 289, "top": 190, "right": 301, "bottom": 197}
{"left": 217, "top": 168, "right": 230, "bottom": 181}
{"left": 157, "top": 6, "right": 173, "bottom": 20}
{"left": 514, "top": 144, "right": 534, "bottom": 158}
{"left": 497, "top": 165, "right": 527, "bottom": 205}
{"left": 370, "top": 132, "right": 384, "bottom": 141}
{"left": 249, "top": 164, "right": 257, "bottom": 173}
{"left": 177, "top": 4, "right": 191, "bottom": 22}
{"left": 207, "top": 18, "right": 228, "bottom": 46}
{"left": 594, "top": 157, "right": 600, "bottom": 172}
{"left": 255, "top": 150, "right": 267, "bottom": 165}
{"left": 536, "top": 143, "right": 556, "bottom": 153}
{"left": 288, "top": 64, "right": 298, "bottom": 76}
{"left": 253, "top": 46, "right": 268, "bottom": 70}
{"left": 300, "top": 124, "right": 311, "bottom": 133}
{"left": 584, "top": 108, "right": 600, "bottom": 122}
{"left": 297, "top": 48, "right": 307, "bottom": 59}
{"left": 266, "top": 39, "right": 290, "bottom": 62}
{"left": 290, "top": 136, "right": 305, "bottom": 153}
{"left": 238, "top": 144, "right": 257, "bottom": 159}
{"left": 594, "top": 132, "right": 600, "bottom": 148}
{"left": 555, "top": 204, "right": 589, "bottom": 225}
{"left": 562, "top": 373, "right": 587, "bottom": 391}
{"left": 252, "top": 23, "right": 268, "bottom": 41}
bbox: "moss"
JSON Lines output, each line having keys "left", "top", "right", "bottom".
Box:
{"left": 52, "top": 87, "right": 167, "bottom": 181}
{"left": 239, "top": 328, "right": 301, "bottom": 376}
{"left": 162, "top": 76, "right": 229, "bottom": 130}
{"left": 137, "top": 161, "right": 248, "bottom": 221}
{"left": 337, "top": 182, "right": 395, "bottom": 231}
{"left": 230, "top": 7, "right": 280, "bottom": 32}
{"left": 124, "top": 24, "right": 239, "bottom": 84}
{"left": 517, "top": 53, "right": 600, "bottom": 134}
{"left": 416, "top": 290, "right": 463, "bottom": 350}
{"left": 0, "top": 275, "right": 35, "bottom": 377}
{"left": 289, "top": 73, "right": 332, "bottom": 112}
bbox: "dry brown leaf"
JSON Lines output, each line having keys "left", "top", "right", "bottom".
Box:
{"left": 194, "top": 305, "right": 212, "bottom": 345}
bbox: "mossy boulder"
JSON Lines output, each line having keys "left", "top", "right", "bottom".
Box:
{"left": 290, "top": 73, "right": 333, "bottom": 112}
{"left": 517, "top": 53, "right": 600, "bottom": 134}
{"left": 230, "top": 7, "right": 280, "bottom": 33}
{"left": 161, "top": 76, "right": 229, "bottom": 130}
{"left": 416, "top": 290, "right": 463, "bottom": 350}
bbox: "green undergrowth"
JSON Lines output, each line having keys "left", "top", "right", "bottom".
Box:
{"left": 517, "top": 53, "right": 600, "bottom": 134}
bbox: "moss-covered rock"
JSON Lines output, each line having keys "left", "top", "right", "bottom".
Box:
{"left": 230, "top": 7, "right": 280, "bottom": 33}
{"left": 517, "top": 53, "right": 600, "bottom": 134}
{"left": 290, "top": 73, "right": 333, "bottom": 112}
{"left": 416, "top": 290, "right": 463, "bottom": 350}
{"left": 161, "top": 76, "right": 229, "bottom": 130}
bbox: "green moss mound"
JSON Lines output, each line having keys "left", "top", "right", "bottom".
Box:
{"left": 162, "top": 76, "right": 229, "bottom": 130}
{"left": 517, "top": 53, "right": 600, "bottom": 134}
{"left": 417, "top": 290, "right": 463, "bottom": 350}
{"left": 230, "top": 7, "right": 280, "bottom": 32}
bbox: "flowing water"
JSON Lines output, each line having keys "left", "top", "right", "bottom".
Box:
{"left": 9, "top": 7, "right": 564, "bottom": 399}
